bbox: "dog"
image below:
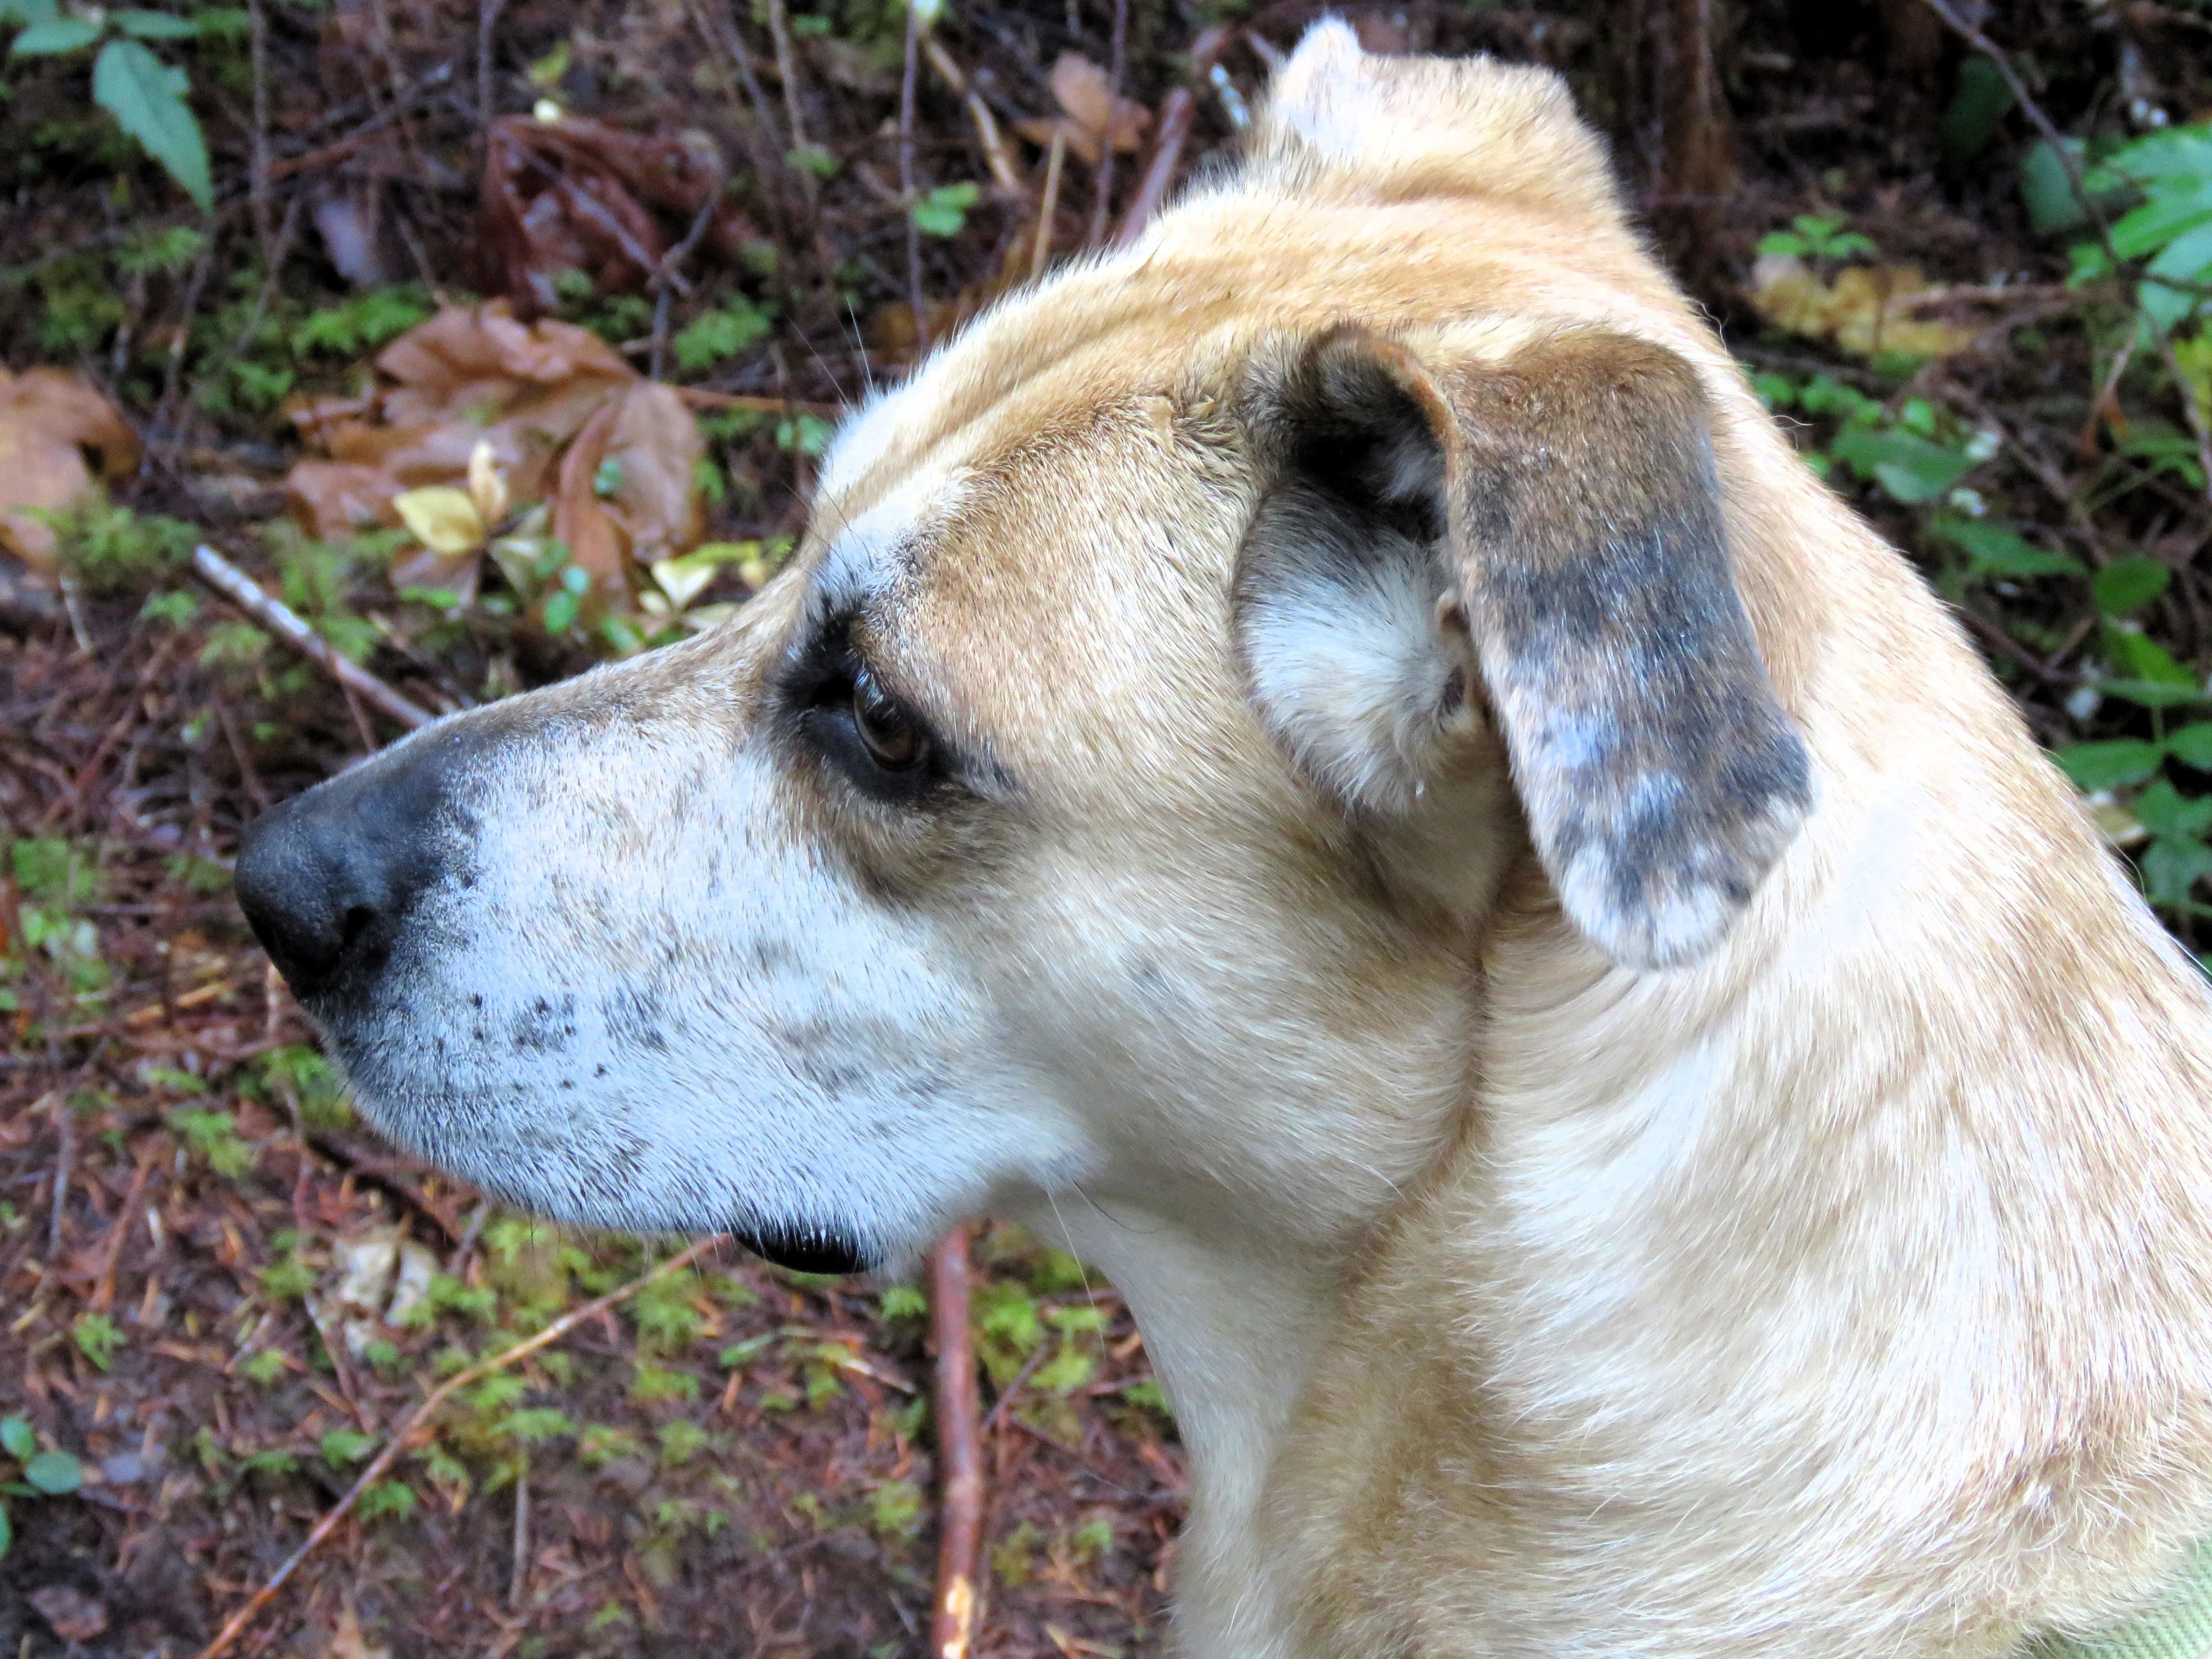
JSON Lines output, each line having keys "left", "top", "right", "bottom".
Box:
{"left": 234, "top": 22, "right": 2212, "bottom": 1656}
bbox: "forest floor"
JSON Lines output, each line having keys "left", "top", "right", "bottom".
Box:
{"left": 2, "top": 0, "right": 2211, "bottom": 1653}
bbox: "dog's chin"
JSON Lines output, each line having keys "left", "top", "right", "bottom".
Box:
{"left": 733, "top": 1222, "right": 874, "bottom": 1276}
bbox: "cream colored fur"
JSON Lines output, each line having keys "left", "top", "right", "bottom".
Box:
{"left": 304, "top": 22, "right": 2212, "bottom": 1656}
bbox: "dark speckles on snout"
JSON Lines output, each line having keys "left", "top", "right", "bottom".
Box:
{"left": 509, "top": 993, "right": 578, "bottom": 1055}
{"left": 603, "top": 986, "right": 671, "bottom": 1055}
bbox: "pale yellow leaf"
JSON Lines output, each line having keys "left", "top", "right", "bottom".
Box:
{"left": 392, "top": 486, "right": 487, "bottom": 556}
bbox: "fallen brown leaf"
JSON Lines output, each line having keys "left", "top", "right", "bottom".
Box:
{"left": 0, "top": 367, "right": 141, "bottom": 574}
{"left": 283, "top": 303, "right": 709, "bottom": 613}
{"left": 1015, "top": 53, "right": 1151, "bottom": 167}
{"left": 29, "top": 1585, "right": 109, "bottom": 1643}
{"left": 326, "top": 1603, "right": 390, "bottom": 1659}
{"left": 480, "top": 114, "right": 757, "bottom": 316}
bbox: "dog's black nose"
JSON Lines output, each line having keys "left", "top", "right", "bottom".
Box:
{"left": 234, "top": 727, "right": 474, "bottom": 1001}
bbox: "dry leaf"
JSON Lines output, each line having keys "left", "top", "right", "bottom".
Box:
{"left": 327, "top": 1603, "right": 391, "bottom": 1659}
{"left": 392, "top": 487, "right": 487, "bottom": 557}
{"left": 1015, "top": 53, "right": 1151, "bottom": 167}
{"left": 28, "top": 1586, "right": 108, "bottom": 1643}
{"left": 1750, "top": 254, "right": 1979, "bottom": 359}
{"left": 282, "top": 302, "right": 711, "bottom": 614}
{"left": 479, "top": 114, "right": 757, "bottom": 316}
{"left": 0, "top": 368, "right": 141, "bottom": 574}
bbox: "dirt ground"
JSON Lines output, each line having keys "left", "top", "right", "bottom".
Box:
{"left": 3, "top": 0, "right": 2211, "bottom": 1652}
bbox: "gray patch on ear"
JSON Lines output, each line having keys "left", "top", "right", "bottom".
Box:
{"left": 1467, "top": 445, "right": 1813, "bottom": 970}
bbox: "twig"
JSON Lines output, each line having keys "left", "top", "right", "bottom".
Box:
{"left": 1919, "top": 0, "right": 2212, "bottom": 506}
{"left": 48, "top": 1091, "right": 72, "bottom": 1260}
{"left": 978, "top": 1339, "right": 1050, "bottom": 1435}
{"left": 194, "top": 1235, "right": 725, "bottom": 1659}
{"left": 247, "top": 0, "right": 275, "bottom": 268}
{"left": 191, "top": 546, "right": 435, "bottom": 732}
{"left": 765, "top": 0, "right": 817, "bottom": 192}
{"left": 89, "top": 1155, "right": 152, "bottom": 1313}
{"left": 649, "top": 185, "right": 724, "bottom": 382}
{"left": 1087, "top": 0, "right": 1131, "bottom": 247}
{"left": 922, "top": 38, "right": 1022, "bottom": 196}
{"left": 1113, "top": 87, "right": 1192, "bottom": 247}
{"left": 1031, "top": 128, "right": 1067, "bottom": 283}
{"left": 900, "top": 0, "right": 930, "bottom": 358}
{"left": 509, "top": 1456, "right": 531, "bottom": 1613}
{"left": 36, "top": 629, "right": 189, "bottom": 829}
{"left": 929, "top": 1226, "right": 984, "bottom": 1659}
{"left": 673, "top": 387, "right": 843, "bottom": 417}
{"left": 477, "top": 0, "right": 509, "bottom": 140}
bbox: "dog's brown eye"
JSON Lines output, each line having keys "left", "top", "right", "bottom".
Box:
{"left": 852, "top": 667, "right": 927, "bottom": 771}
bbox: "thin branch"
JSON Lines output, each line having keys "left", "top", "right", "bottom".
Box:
{"left": 929, "top": 1225, "right": 984, "bottom": 1659}
{"left": 1087, "top": 0, "right": 1131, "bottom": 248}
{"left": 901, "top": 0, "right": 930, "bottom": 357}
{"left": 1113, "top": 86, "right": 1192, "bottom": 247}
{"left": 478, "top": 0, "right": 510, "bottom": 140}
{"left": 765, "top": 0, "right": 817, "bottom": 192}
{"left": 1031, "top": 128, "right": 1067, "bottom": 283}
{"left": 191, "top": 545, "right": 436, "bottom": 732}
{"left": 247, "top": 0, "right": 275, "bottom": 267}
{"left": 650, "top": 183, "right": 725, "bottom": 382}
{"left": 195, "top": 1236, "right": 726, "bottom": 1659}
{"left": 1919, "top": 0, "right": 2212, "bottom": 505}
{"left": 922, "top": 37, "right": 1022, "bottom": 196}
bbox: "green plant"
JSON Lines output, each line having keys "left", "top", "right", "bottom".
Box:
{"left": 2, "top": 1414, "right": 86, "bottom": 1555}
{"left": 1755, "top": 214, "right": 1875, "bottom": 262}
{"left": 72, "top": 1311, "right": 123, "bottom": 1370}
{"left": 912, "top": 181, "right": 980, "bottom": 238}
{"left": 2, "top": 0, "right": 216, "bottom": 207}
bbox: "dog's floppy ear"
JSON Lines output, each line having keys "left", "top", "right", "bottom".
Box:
{"left": 1239, "top": 326, "right": 1812, "bottom": 970}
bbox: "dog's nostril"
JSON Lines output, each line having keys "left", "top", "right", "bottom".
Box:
{"left": 339, "top": 904, "right": 377, "bottom": 950}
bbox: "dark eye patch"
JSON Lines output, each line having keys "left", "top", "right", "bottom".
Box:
{"left": 776, "top": 611, "right": 961, "bottom": 807}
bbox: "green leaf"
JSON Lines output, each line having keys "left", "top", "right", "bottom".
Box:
{"left": 113, "top": 9, "right": 201, "bottom": 35}
{"left": 2096, "top": 678, "right": 2210, "bottom": 709}
{"left": 2053, "top": 739, "right": 2165, "bottom": 792}
{"left": 2144, "top": 836, "right": 2212, "bottom": 906}
{"left": 1754, "top": 230, "right": 1807, "bottom": 257}
{"left": 0, "top": 0, "right": 60, "bottom": 26}
{"left": 2168, "top": 723, "right": 2212, "bottom": 771}
{"left": 2106, "top": 626, "right": 2196, "bottom": 687}
{"left": 320, "top": 1428, "right": 377, "bottom": 1467}
{"left": 1829, "top": 427, "right": 1978, "bottom": 503}
{"left": 93, "top": 37, "right": 212, "bottom": 209}
{"left": 23, "top": 1451, "right": 82, "bottom": 1495}
{"left": 1941, "top": 56, "right": 2013, "bottom": 168}
{"left": 1930, "top": 515, "right": 2083, "bottom": 578}
{"left": 2132, "top": 779, "right": 2212, "bottom": 841}
{"left": 2093, "top": 558, "right": 2172, "bottom": 616}
{"left": 671, "top": 301, "right": 772, "bottom": 373}
{"left": 0, "top": 1497, "right": 10, "bottom": 1559}
{"left": 2020, "top": 140, "right": 2092, "bottom": 235}
{"left": 912, "top": 180, "right": 980, "bottom": 239}
{"left": 10, "top": 16, "right": 100, "bottom": 52}
{"left": 2109, "top": 181, "right": 2212, "bottom": 261}
{"left": 0, "top": 1417, "right": 33, "bottom": 1462}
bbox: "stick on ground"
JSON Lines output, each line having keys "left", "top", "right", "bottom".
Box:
{"left": 191, "top": 545, "right": 437, "bottom": 733}
{"left": 194, "top": 1234, "right": 725, "bottom": 1659}
{"left": 930, "top": 1225, "right": 985, "bottom": 1659}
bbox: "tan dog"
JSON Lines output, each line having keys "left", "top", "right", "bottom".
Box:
{"left": 235, "top": 23, "right": 2212, "bottom": 1655}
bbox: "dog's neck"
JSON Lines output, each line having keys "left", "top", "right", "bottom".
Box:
{"left": 1009, "top": 1192, "right": 1348, "bottom": 1653}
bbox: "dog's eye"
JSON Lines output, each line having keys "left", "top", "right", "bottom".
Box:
{"left": 851, "top": 665, "right": 928, "bottom": 771}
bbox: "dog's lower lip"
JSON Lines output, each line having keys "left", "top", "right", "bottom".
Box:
{"left": 732, "top": 1224, "right": 871, "bottom": 1276}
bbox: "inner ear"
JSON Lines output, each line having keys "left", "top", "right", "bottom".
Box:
{"left": 1234, "top": 340, "right": 1478, "bottom": 819}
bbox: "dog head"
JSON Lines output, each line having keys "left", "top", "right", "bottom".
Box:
{"left": 232, "top": 22, "right": 1810, "bottom": 1274}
